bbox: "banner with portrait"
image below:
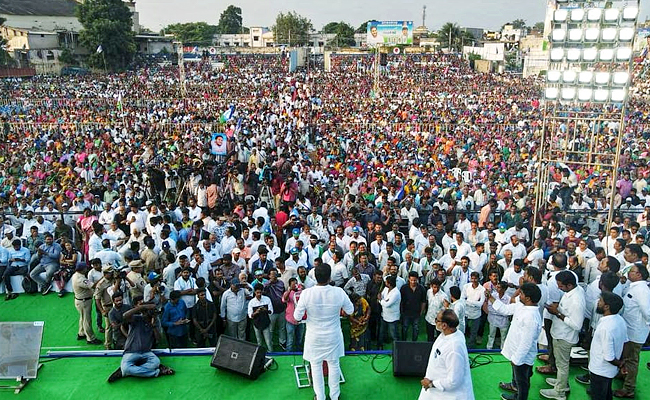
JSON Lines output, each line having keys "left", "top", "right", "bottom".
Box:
{"left": 210, "top": 133, "right": 228, "bottom": 156}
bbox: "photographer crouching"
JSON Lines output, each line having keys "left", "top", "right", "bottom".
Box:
{"left": 108, "top": 296, "right": 175, "bottom": 383}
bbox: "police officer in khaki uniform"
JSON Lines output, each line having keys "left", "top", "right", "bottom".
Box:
{"left": 72, "top": 263, "right": 101, "bottom": 344}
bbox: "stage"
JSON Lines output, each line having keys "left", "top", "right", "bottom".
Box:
{"left": 1, "top": 295, "right": 649, "bottom": 399}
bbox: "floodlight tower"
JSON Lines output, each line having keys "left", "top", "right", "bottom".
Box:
{"left": 174, "top": 41, "right": 186, "bottom": 98}
{"left": 533, "top": 0, "right": 641, "bottom": 237}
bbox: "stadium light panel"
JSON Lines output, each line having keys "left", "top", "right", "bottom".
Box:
{"left": 622, "top": 7, "right": 639, "bottom": 21}
{"left": 567, "top": 49, "right": 581, "bottom": 61}
{"left": 552, "top": 29, "right": 567, "bottom": 42}
{"left": 611, "top": 89, "right": 626, "bottom": 102}
{"left": 568, "top": 29, "right": 583, "bottom": 42}
{"left": 613, "top": 71, "right": 629, "bottom": 86}
{"left": 547, "top": 70, "right": 562, "bottom": 83}
{"left": 562, "top": 70, "right": 577, "bottom": 83}
{"left": 550, "top": 48, "right": 565, "bottom": 61}
{"left": 583, "top": 47, "right": 598, "bottom": 61}
{"left": 570, "top": 9, "right": 585, "bottom": 22}
{"left": 599, "top": 48, "right": 614, "bottom": 61}
{"left": 616, "top": 47, "right": 632, "bottom": 61}
{"left": 594, "top": 89, "right": 609, "bottom": 102}
{"left": 554, "top": 9, "right": 569, "bottom": 22}
{"left": 619, "top": 28, "right": 635, "bottom": 42}
{"left": 561, "top": 87, "right": 576, "bottom": 100}
{"left": 604, "top": 9, "right": 619, "bottom": 22}
{"left": 578, "top": 71, "right": 594, "bottom": 84}
{"left": 578, "top": 88, "right": 593, "bottom": 101}
{"left": 587, "top": 9, "right": 602, "bottom": 22}
{"left": 584, "top": 28, "right": 600, "bottom": 42}
{"left": 545, "top": 87, "right": 559, "bottom": 100}
{"left": 595, "top": 72, "right": 610, "bottom": 85}
{"left": 601, "top": 28, "right": 617, "bottom": 42}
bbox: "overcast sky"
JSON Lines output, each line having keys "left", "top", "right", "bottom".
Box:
{"left": 136, "top": 0, "right": 649, "bottom": 32}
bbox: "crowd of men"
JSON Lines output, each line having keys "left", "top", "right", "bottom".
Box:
{"left": 0, "top": 52, "right": 649, "bottom": 398}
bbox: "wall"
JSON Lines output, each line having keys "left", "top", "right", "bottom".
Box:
{"left": 463, "top": 42, "right": 505, "bottom": 61}
{"left": 0, "top": 15, "right": 81, "bottom": 32}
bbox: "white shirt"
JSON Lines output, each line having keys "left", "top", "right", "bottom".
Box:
{"left": 493, "top": 300, "right": 543, "bottom": 366}
{"left": 500, "top": 243, "right": 527, "bottom": 261}
{"left": 622, "top": 280, "right": 650, "bottom": 344}
{"left": 583, "top": 257, "right": 602, "bottom": 284}
{"left": 293, "top": 285, "right": 354, "bottom": 362}
{"left": 503, "top": 267, "right": 524, "bottom": 297}
{"left": 451, "top": 300, "right": 466, "bottom": 333}
{"left": 247, "top": 295, "right": 273, "bottom": 319}
{"left": 379, "top": 287, "right": 401, "bottom": 322}
{"left": 174, "top": 276, "right": 197, "bottom": 308}
{"left": 462, "top": 283, "right": 485, "bottom": 320}
{"left": 550, "top": 286, "right": 585, "bottom": 344}
{"left": 425, "top": 289, "right": 449, "bottom": 325}
{"left": 330, "top": 262, "right": 348, "bottom": 286}
{"left": 453, "top": 242, "right": 472, "bottom": 260}
{"left": 419, "top": 330, "right": 475, "bottom": 400}
{"left": 589, "top": 314, "right": 627, "bottom": 378}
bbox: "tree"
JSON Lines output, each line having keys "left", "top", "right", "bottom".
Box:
{"left": 502, "top": 19, "right": 528, "bottom": 31}
{"left": 165, "top": 22, "right": 218, "bottom": 44}
{"left": 216, "top": 5, "right": 243, "bottom": 34}
{"left": 532, "top": 22, "right": 545, "bottom": 32}
{"left": 77, "top": 0, "right": 135, "bottom": 71}
{"left": 435, "top": 23, "right": 475, "bottom": 52}
{"left": 322, "top": 21, "right": 355, "bottom": 47}
{"left": 355, "top": 20, "right": 375, "bottom": 34}
{"left": 58, "top": 47, "right": 77, "bottom": 66}
{"left": 272, "top": 11, "right": 313, "bottom": 46}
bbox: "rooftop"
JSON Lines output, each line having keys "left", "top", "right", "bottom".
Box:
{"left": 0, "top": 0, "right": 79, "bottom": 17}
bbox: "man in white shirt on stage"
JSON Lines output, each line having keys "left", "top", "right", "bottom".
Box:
{"left": 419, "top": 309, "right": 475, "bottom": 400}
{"left": 294, "top": 264, "right": 354, "bottom": 400}
{"left": 540, "top": 270, "right": 585, "bottom": 400}
{"left": 615, "top": 263, "right": 650, "bottom": 399}
{"left": 590, "top": 292, "right": 627, "bottom": 400}
{"left": 487, "top": 282, "right": 543, "bottom": 400}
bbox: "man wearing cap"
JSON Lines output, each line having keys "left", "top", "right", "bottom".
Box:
{"left": 285, "top": 228, "right": 302, "bottom": 254}
{"left": 94, "top": 264, "right": 120, "bottom": 349}
{"left": 285, "top": 247, "right": 306, "bottom": 270}
{"left": 72, "top": 263, "right": 102, "bottom": 344}
{"left": 127, "top": 260, "right": 147, "bottom": 298}
{"left": 220, "top": 277, "right": 248, "bottom": 340}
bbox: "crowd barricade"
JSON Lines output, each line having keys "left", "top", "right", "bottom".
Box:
{"left": 5, "top": 119, "right": 649, "bottom": 138}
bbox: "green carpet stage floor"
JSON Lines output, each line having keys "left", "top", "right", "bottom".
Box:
{"left": 1, "top": 294, "right": 649, "bottom": 399}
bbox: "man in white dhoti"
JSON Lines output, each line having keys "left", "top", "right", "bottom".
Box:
{"left": 294, "top": 264, "right": 354, "bottom": 400}
{"left": 419, "top": 309, "right": 475, "bottom": 400}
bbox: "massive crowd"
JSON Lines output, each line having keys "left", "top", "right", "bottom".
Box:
{"left": 0, "top": 52, "right": 649, "bottom": 399}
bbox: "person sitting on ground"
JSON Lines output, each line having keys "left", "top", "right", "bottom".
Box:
{"left": 107, "top": 295, "right": 175, "bottom": 382}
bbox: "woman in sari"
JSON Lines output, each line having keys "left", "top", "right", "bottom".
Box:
{"left": 53, "top": 240, "right": 77, "bottom": 297}
{"left": 348, "top": 293, "right": 371, "bottom": 351}
{"left": 77, "top": 208, "right": 98, "bottom": 261}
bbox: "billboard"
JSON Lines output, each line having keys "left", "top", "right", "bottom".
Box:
{"left": 367, "top": 21, "right": 413, "bottom": 46}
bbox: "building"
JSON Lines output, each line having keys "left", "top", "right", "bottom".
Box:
{"left": 1, "top": 0, "right": 167, "bottom": 73}
{"left": 213, "top": 27, "right": 275, "bottom": 48}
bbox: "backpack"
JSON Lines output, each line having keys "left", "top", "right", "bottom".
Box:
{"left": 22, "top": 276, "right": 39, "bottom": 294}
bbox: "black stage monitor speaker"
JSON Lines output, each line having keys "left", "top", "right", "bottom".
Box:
{"left": 392, "top": 341, "right": 433, "bottom": 377}
{"left": 210, "top": 335, "right": 267, "bottom": 380}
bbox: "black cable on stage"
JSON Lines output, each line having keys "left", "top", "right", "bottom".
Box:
{"left": 370, "top": 354, "right": 392, "bottom": 374}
